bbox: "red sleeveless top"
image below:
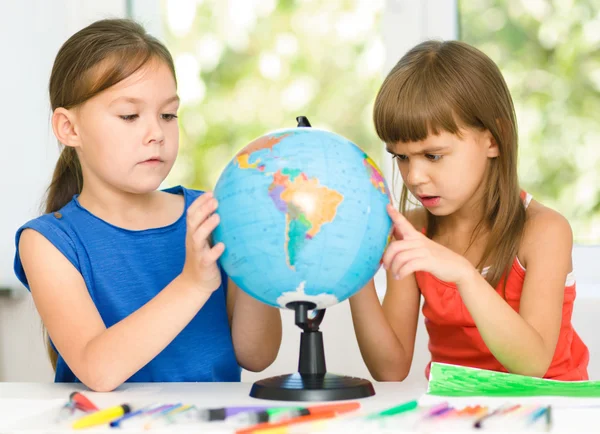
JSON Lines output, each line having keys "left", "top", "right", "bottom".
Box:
{"left": 417, "top": 193, "right": 589, "bottom": 381}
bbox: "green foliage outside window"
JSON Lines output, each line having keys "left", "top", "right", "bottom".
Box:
{"left": 461, "top": 0, "right": 600, "bottom": 243}
{"left": 162, "top": 0, "right": 600, "bottom": 243}
{"left": 163, "top": 0, "right": 385, "bottom": 195}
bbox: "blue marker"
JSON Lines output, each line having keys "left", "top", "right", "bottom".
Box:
{"left": 109, "top": 403, "right": 162, "bottom": 428}
{"left": 527, "top": 406, "right": 549, "bottom": 426}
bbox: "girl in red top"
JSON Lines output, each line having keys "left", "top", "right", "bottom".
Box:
{"left": 350, "top": 40, "right": 589, "bottom": 381}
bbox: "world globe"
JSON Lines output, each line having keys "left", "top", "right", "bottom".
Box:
{"left": 213, "top": 125, "right": 392, "bottom": 310}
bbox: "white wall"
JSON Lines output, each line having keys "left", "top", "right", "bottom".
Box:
{"left": 0, "top": 0, "right": 126, "bottom": 381}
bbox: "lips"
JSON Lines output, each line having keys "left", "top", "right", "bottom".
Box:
{"left": 140, "top": 157, "right": 163, "bottom": 164}
{"left": 418, "top": 195, "right": 440, "bottom": 207}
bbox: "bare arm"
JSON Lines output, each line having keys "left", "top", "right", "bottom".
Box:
{"left": 20, "top": 192, "right": 225, "bottom": 392}
{"left": 349, "top": 274, "right": 421, "bottom": 381}
{"left": 227, "top": 279, "right": 282, "bottom": 371}
{"left": 456, "top": 209, "right": 571, "bottom": 377}
{"left": 350, "top": 208, "right": 426, "bottom": 381}
{"left": 386, "top": 204, "right": 571, "bottom": 377}
{"left": 20, "top": 231, "right": 209, "bottom": 392}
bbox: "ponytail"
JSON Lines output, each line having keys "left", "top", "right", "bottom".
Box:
{"left": 44, "top": 147, "right": 83, "bottom": 214}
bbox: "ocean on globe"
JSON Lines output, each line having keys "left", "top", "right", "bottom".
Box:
{"left": 213, "top": 127, "right": 392, "bottom": 310}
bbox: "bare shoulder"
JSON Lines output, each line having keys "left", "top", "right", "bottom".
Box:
{"left": 19, "top": 228, "right": 56, "bottom": 258}
{"left": 522, "top": 200, "right": 573, "bottom": 242}
{"left": 519, "top": 199, "right": 573, "bottom": 268}
{"left": 19, "top": 228, "right": 81, "bottom": 285}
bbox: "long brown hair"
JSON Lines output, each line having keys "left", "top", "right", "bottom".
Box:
{"left": 43, "top": 18, "right": 176, "bottom": 370}
{"left": 373, "top": 40, "right": 525, "bottom": 289}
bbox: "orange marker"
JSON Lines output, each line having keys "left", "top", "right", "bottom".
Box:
{"left": 235, "top": 411, "right": 337, "bottom": 434}
{"left": 305, "top": 402, "right": 360, "bottom": 415}
{"left": 473, "top": 406, "right": 489, "bottom": 418}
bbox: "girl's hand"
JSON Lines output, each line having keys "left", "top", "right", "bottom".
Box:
{"left": 383, "top": 204, "right": 474, "bottom": 284}
{"left": 180, "top": 192, "right": 225, "bottom": 295}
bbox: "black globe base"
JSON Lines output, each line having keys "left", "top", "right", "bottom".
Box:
{"left": 250, "top": 372, "right": 375, "bottom": 401}
{"left": 250, "top": 298, "right": 375, "bottom": 402}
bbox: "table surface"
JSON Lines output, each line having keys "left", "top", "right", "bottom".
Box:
{"left": 0, "top": 381, "right": 595, "bottom": 433}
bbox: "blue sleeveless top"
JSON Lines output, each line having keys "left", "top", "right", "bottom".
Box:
{"left": 14, "top": 186, "right": 241, "bottom": 383}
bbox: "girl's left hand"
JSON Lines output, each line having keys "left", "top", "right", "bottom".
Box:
{"left": 383, "top": 204, "right": 474, "bottom": 284}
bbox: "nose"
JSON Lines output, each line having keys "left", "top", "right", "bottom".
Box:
{"left": 404, "top": 160, "right": 428, "bottom": 187}
{"left": 143, "top": 117, "right": 165, "bottom": 145}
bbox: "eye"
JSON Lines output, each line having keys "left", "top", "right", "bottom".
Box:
{"left": 161, "top": 114, "right": 178, "bottom": 121}
{"left": 425, "top": 154, "right": 442, "bottom": 161}
{"left": 394, "top": 154, "right": 408, "bottom": 161}
{"left": 119, "top": 114, "right": 138, "bottom": 122}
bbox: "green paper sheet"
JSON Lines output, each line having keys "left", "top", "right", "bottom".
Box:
{"left": 427, "top": 362, "right": 600, "bottom": 397}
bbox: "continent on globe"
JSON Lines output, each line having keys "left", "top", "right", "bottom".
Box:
{"left": 235, "top": 153, "right": 264, "bottom": 170}
{"left": 363, "top": 155, "right": 389, "bottom": 197}
{"left": 234, "top": 132, "right": 292, "bottom": 169}
{"left": 268, "top": 168, "right": 343, "bottom": 269}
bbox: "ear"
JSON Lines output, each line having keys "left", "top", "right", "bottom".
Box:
{"left": 484, "top": 129, "right": 499, "bottom": 158}
{"left": 52, "top": 108, "right": 81, "bottom": 149}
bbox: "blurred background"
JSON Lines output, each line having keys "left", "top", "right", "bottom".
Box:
{"left": 159, "top": 0, "right": 600, "bottom": 244}
{"left": 1, "top": 0, "right": 599, "bottom": 384}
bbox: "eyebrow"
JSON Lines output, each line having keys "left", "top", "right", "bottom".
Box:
{"left": 110, "top": 95, "right": 180, "bottom": 106}
{"left": 386, "top": 145, "right": 450, "bottom": 155}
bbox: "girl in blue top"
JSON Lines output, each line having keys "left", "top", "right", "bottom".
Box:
{"left": 14, "top": 18, "right": 282, "bottom": 391}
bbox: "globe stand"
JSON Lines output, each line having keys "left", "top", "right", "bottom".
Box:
{"left": 249, "top": 115, "right": 374, "bottom": 400}
{"left": 249, "top": 301, "right": 375, "bottom": 401}
{"left": 296, "top": 115, "right": 312, "bottom": 127}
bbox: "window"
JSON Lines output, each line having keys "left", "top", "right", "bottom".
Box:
{"left": 460, "top": 0, "right": 600, "bottom": 245}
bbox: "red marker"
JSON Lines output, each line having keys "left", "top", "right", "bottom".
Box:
{"left": 235, "top": 411, "right": 338, "bottom": 434}
{"left": 70, "top": 392, "right": 99, "bottom": 412}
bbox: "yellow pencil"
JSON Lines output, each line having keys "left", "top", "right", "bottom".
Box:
{"left": 72, "top": 404, "right": 131, "bottom": 429}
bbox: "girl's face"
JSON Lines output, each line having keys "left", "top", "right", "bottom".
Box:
{"left": 72, "top": 60, "right": 180, "bottom": 195}
{"left": 388, "top": 128, "right": 499, "bottom": 217}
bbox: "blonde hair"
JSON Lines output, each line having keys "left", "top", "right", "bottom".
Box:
{"left": 43, "top": 18, "right": 176, "bottom": 370}
{"left": 373, "top": 40, "right": 525, "bottom": 289}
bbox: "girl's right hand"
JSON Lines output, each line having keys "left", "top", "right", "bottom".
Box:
{"left": 180, "top": 192, "right": 226, "bottom": 295}
{"left": 383, "top": 204, "right": 472, "bottom": 284}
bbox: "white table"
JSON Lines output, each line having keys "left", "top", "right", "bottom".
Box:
{"left": 0, "top": 381, "right": 421, "bottom": 433}
{"left": 0, "top": 381, "right": 595, "bottom": 433}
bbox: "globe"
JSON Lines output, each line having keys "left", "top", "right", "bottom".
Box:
{"left": 213, "top": 126, "right": 392, "bottom": 310}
